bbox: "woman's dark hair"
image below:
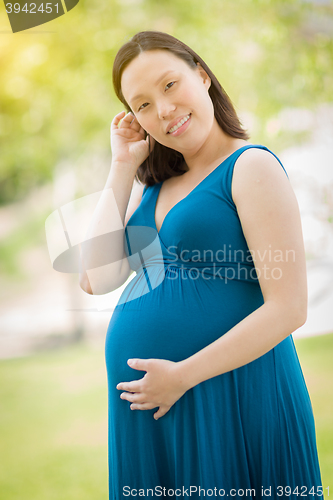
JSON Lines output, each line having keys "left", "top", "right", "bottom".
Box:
{"left": 112, "top": 30, "right": 250, "bottom": 187}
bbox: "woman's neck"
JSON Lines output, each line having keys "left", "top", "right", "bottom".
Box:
{"left": 181, "top": 121, "right": 249, "bottom": 176}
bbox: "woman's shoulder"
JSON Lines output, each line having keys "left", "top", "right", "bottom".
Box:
{"left": 233, "top": 145, "right": 288, "bottom": 179}
{"left": 231, "top": 145, "right": 290, "bottom": 205}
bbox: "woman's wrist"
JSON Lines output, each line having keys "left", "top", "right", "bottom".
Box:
{"left": 175, "top": 357, "right": 200, "bottom": 393}
{"left": 107, "top": 161, "right": 137, "bottom": 186}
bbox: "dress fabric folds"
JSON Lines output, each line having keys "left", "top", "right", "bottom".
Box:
{"left": 105, "top": 144, "right": 323, "bottom": 499}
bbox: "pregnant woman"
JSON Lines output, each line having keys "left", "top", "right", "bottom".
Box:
{"left": 79, "top": 31, "right": 323, "bottom": 499}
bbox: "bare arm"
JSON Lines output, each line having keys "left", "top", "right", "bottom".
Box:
{"left": 79, "top": 110, "right": 151, "bottom": 295}
{"left": 79, "top": 171, "right": 145, "bottom": 294}
{"left": 110, "top": 177, "right": 146, "bottom": 284}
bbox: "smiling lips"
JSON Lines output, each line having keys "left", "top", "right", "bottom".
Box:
{"left": 167, "top": 114, "right": 191, "bottom": 134}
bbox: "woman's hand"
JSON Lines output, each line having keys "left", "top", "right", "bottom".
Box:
{"left": 116, "top": 358, "right": 188, "bottom": 420}
{"left": 110, "top": 110, "right": 155, "bottom": 170}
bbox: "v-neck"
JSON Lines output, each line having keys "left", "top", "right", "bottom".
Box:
{"left": 153, "top": 144, "right": 255, "bottom": 235}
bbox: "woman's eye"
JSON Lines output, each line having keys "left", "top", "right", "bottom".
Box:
{"left": 138, "top": 102, "right": 149, "bottom": 111}
{"left": 165, "top": 81, "right": 175, "bottom": 90}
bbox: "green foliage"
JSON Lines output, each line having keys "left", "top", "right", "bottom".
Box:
{"left": 0, "top": 0, "right": 332, "bottom": 204}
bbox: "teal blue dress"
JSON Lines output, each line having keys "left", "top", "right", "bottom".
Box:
{"left": 105, "top": 145, "right": 323, "bottom": 499}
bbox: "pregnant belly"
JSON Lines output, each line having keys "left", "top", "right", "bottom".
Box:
{"left": 105, "top": 273, "right": 264, "bottom": 386}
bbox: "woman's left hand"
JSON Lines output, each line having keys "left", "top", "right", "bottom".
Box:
{"left": 116, "top": 358, "right": 188, "bottom": 420}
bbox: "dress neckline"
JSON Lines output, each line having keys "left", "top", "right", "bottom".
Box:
{"left": 154, "top": 144, "right": 255, "bottom": 235}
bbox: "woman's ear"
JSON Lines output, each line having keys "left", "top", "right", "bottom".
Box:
{"left": 196, "top": 62, "right": 211, "bottom": 90}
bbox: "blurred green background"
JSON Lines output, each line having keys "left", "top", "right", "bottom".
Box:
{"left": 1, "top": 0, "right": 333, "bottom": 206}
{"left": 0, "top": 0, "right": 332, "bottom": 498}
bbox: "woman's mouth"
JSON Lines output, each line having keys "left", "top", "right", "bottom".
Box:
{"left": 167, "top": 114, "right": 191, "bottom": 136}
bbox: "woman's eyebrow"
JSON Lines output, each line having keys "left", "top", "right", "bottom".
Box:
{"left": 130, "top": 70, "right": 176, "bottom": 103}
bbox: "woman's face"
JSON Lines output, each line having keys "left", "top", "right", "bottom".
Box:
{"left": 120, "top": 49, "right": 215, "bottom": 156}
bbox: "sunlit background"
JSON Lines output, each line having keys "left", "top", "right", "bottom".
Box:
{"left": 0, "top": 0, "right": 332, "bottom": 498}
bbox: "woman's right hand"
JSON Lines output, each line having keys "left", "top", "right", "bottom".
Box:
{"left": 110, "top": 111, "right": 155, "bottom": 172}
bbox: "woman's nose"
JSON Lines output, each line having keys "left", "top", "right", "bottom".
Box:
{"left": 156, "top": 99, "right": 176, "bottom": 120}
